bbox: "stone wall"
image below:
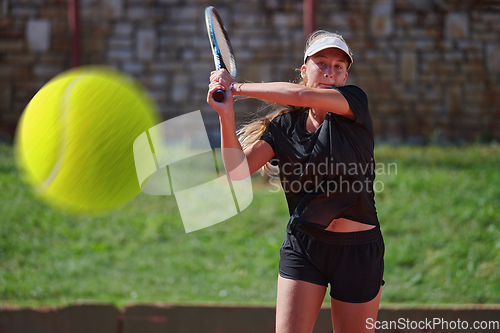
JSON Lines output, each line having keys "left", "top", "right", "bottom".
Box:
{"left": 1, "top": 0, "right": 499, "bottom": 144}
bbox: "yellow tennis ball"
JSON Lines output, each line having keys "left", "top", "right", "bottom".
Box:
{"left": 15, "top": 66, "right": 159, "bottom": 213}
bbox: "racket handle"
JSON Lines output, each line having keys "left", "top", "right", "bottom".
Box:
{"left": 213, "top": 89, "right": 225, "bottom": 102}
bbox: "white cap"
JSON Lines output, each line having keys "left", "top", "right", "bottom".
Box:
{"left": 303, "top": 36, "right": 353, "bottom": 70}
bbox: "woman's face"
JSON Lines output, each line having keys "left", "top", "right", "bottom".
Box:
{"left": 301, "top": 47, "right": 349, "bottom": 88}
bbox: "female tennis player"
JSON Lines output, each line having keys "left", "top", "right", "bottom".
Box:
{"left": 208, "top": 30, "right": 384, "bottom": 333}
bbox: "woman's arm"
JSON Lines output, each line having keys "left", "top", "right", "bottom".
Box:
{"left": 207, "top": 72, "right": 275, "bottom": 179}
{"left": 232, "top": 81, "right": 355, "bottom": 120}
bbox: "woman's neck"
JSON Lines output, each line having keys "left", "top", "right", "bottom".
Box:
{"left": 306, "top": 108, "right": 327, "bottom": 133}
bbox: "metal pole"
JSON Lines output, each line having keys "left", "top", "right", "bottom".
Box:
{"left": 303, "top": 0, "right": 316, "bottom": 37}
{"left": 68, "top": 0, "right": 80, "bottom": 68}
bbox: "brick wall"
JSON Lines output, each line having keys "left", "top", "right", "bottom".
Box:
{"left": 1, "top": 0, "right": 499, "bottom": 144}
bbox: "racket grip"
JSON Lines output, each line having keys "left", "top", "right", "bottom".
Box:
{"left": 213, "top": 89, "right": 225, "bottom": 102}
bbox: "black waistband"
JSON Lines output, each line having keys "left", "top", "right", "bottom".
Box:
{"left": 289, "top": 222, "right": 382, "bottom": 245}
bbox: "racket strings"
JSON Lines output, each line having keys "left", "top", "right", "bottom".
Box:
{"left": 211, "top": 14, "right": 236, "bottom": 78}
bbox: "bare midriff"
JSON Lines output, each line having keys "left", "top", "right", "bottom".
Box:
{"left": 325, "top": 218, "right": 375, "bottom": 233}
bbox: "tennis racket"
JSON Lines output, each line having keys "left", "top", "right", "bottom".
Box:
{"left": 205, "top": 6, "right": 237, "bottom": 103}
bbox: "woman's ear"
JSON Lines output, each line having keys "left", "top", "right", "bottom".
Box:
{"left": 300, "top": 64, "right": 307, "bottom": 80}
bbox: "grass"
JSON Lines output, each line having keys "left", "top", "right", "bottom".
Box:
{"left": 0, "top": 143, "right": 499, "bottom": 308}
{"left": 374, "top": 144, "right": 500, "bottom": 305}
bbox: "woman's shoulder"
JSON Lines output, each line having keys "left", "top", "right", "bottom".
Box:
{"left": 336, "top": 85, "right": 366, "bottom": 96}
{"left": 335, "top": 85, "right": 368, "bottom": 104}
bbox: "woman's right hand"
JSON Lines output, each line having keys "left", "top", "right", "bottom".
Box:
{"left": 207, "top": 69, "right": 235, "bottom": 119}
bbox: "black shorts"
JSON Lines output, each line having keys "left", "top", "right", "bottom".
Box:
{"left": 279, "top": 222, "right": 385, "bottom": 303}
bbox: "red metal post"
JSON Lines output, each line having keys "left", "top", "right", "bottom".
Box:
{"left": 303, "top": 0, "right": 316, "bottom": 37}
{"left": 68, "top": 0, "right": 80, "bottom": 68}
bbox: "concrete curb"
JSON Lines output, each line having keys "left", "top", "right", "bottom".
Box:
{"left": 0, "top": 304, "right": 498, "bottom": 332}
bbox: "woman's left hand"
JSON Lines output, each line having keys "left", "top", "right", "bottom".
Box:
{"left": 209, "top": 69, "right": 235, "bottom": 94}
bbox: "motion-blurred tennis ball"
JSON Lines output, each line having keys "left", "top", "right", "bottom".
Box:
{"left": 15, "top": 66, "right": 159, "bottom": 213}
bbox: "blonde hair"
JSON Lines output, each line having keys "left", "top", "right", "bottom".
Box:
{"left": 237, "top": 30, "right": 351, "bottom": 175}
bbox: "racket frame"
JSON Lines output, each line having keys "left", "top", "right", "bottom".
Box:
{"left": 205, "top": 6, "right": 236, "bottom": 102}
